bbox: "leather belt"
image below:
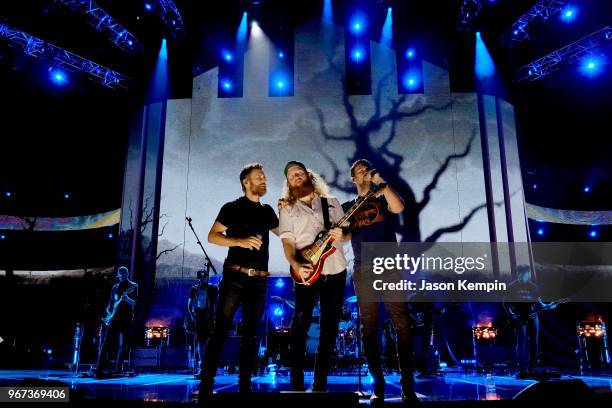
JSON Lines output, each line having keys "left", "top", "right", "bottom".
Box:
{"left": 224, "top": 263, "right": 270, "bottom": 277}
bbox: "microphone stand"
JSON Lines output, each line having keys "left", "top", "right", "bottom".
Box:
{"left": 185, "top": 216, "right": 218, "bottom": 378}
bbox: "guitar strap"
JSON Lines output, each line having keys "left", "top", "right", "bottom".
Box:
{"left": 321, "top": 197, "right": 332, "bottom": 230}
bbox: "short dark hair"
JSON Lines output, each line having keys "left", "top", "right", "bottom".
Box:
{"left": 350, "top": 159, "right": 372, "bottom": 177}
{"left": 239, "top": 163, "right": 264, "bottom": 191}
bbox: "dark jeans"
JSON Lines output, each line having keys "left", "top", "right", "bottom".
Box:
{"left": 200, "top": 271, "right": 267, "bottom": 389}
{"left": 515, "top": 315, "right": 539, "bottom": 372}
{"left": 96, "top": 314, "right": 132, "bottom": 373}
{"left": 353, "top": 266, "right": 414, "bottom": 389}
{"left": 291, "top": 270, "right": 346, "bottom": 391}
{"left": 194, "top": 312, "right": 211, "bottom": 371}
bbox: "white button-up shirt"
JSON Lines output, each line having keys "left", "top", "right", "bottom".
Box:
{"left": 279, "top": 195, "right": 348, "bottom": 275}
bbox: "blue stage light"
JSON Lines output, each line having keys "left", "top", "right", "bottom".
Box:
{"left": 583, "top": 185, "right": 591, "bottom": 193}
{"left": 537, "top": 228, "right": 544, "bottom": 236}
{"left": 580, "top": 57, "right": 604, "bottom": 77}
{"left": 278, "top": 51, "right": 284, "bottom": 59}
{"left": 49, "top": 68, "right": 68, "bottom": 86}
{"left": 47, "top": 349, "right": 53, "bottom": 355}
{"left": 350, "top": 15, "right": 365, "bottom": 34}
{"left": 223, "top": 51, "right": 233, "bottom": 62}
{"left": 273, "top": 307, "right": 283, "bottom": 317}
{"left": 108, "top": 233, "right": 114, "bottom": 239}
{"left": 475, "top": 32, "right": 495, "bottom": 79}
{"left": 221, "top": 79, "right": 233, "bottom": 91}
{"left": 127, "top": 39, "right": 133, "bottom": 47}
{"left": 560, "top": 6, "right": 578, "bottom": 23}
{"left": 276, "top": 80, "right": 285, "bottom": 89}
{"left": 405, "top": 48, "right": 416, "bottom": 59}
{"left": 589, "top": 229, "right": 598, "bottom": 238}
{"left": 64, "top": 193, "right": 70, "bottom": 200}
{"left": 351, "top": 47, "right": 365, "bottom": 62}
{"left": 0, "top": 234, "right": 6, "bottom": 240}
{"left": 532, "top": 183, "right": 538, "bottom": 190}
{"left": 275, "top": 278, "right": 285, "bottom": 289}
{"left": 144, "top": 3, "right": 152, "bottom": 12}
{"left": 4, "top": 191, "right": 11, "bottom": 197}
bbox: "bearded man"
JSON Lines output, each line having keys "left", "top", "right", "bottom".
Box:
{"left": 199, "top": 163, "right": 279, "bottom": 398}
{"left": 278, "top": 161, "right": 349, "bottom": 392}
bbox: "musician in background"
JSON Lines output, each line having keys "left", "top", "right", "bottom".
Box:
{"left": 342, "top": 159, "right": 417, "bottom": 405}
{"left": 279, "top": 161, "right": 349, "bottom": 392}
{"left": 188, "top": 270, "right": 218, "bottom": 375}
{"left": 95, "top": 265, "right": 138, "bottom": 378}
{"left": 504, "top": 264, "right": 545, "bottom": 377}
{"left": 199, "top": 163, "right": 279, "bottom": 397}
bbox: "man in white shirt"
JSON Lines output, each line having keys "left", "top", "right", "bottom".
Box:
{"left": 279, "top": 161, "right": 349, "bottom": 391}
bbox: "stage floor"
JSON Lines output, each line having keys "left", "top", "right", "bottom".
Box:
{"left": 1, "top": 369, "right": 612, "bottom": 403}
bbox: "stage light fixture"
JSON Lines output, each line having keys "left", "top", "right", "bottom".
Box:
{"left": 223, "top": 51, "right": 233, "bottom": 62}
{"left": 275, "top": 278, "right": 284, "bottom": 289}
{"left": 64, "top": 193, "right": 71, "bottom": 200}
{"left": 351, "top": 47, "right": 365, "bottom": 62}
{"left": 278, "top": 51, "right": 284, "bottom": 58}
{"left": 405, "top": 48, "right": 416, "bottom": 59}
{"left": 532, "top": 183, "right": 538, "bottom": 190}
{"left": 144, "top": 3, "right": 152, "bottom": 11}
{"left": 49, "top": 68, "right": 68, "bottom": 86}
{"left": 583, "top": 186, "right": 591, "bottom": 193}
{"left": 108, "top": 233, "right": 114, "bottom": 239}
{"left": 273, "top": 307, "right": 283, "bottom": 317}
{"left": 0, "top": 234, "right": 6, "bottom": 240}
{"left": 537, "top": 228, "right": 544, "bottom": 236}
{"left": 221, "top": 80, "right": 233, "bottom": 91}
{"left": 589, "top": 229, "right": 598, "bottom": 238}
{"left": 4, "top": 191, "right": 11, "bottom": 197}
{"left": 560, "top": 5, "right": 578, "bottom": 23}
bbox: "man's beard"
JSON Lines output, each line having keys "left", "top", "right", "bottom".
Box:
{"left": 290, "top": 178, "right": 315, "bottom": 199}
{"left": 251, "top": 184, "right": 267, "bottom": 197}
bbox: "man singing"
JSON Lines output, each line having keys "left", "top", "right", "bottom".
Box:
{"left": 279, "top": 161, "right": 349, "bottom": 392}
{"left": 199, "top": 163, "right": 279, "bottom": 397}
{"left": 342, "top": 159, "right": 417, "bottom": 404}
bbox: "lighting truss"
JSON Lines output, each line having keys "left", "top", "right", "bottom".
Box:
{"left": 457, "top": 0, "right": 482, "bottom": 33}
{"left": 158, "top": 0, "right": 185, "bottom": 37}
{"left": 514, "top": 26, "right": 611, "bottom": 83}
{"left": 58, "top": 0, "right": 140, "bottom": 54}
{"left": 0, "top": 23, "right": 129, "bottom": 89}
{"left": 506, "top": 0, "right": 565, "bottom": 45}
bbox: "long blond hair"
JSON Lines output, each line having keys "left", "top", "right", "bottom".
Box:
{"left": 281, "top": 169, "right": 331, "bottom": 204}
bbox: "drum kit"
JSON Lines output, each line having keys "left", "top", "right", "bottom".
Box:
{"left": 266, "top": 295, "right": 362, "bottom": 367}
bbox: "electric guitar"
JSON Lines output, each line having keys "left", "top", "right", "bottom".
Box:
{"left": 290, "top": 182, "right": 387, "bottom": 285}
{"left": 506, "top": 298, "right": 569, "bottom": 328}
{"left": 102, "top": 284, "right": 137, "bottom": 326}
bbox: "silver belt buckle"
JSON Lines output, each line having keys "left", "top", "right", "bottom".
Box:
{"left": 247, "top": 268, "right": 256, "bottom": 276}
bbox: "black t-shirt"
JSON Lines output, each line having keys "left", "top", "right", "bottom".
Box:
{"left": 216, "top": 196, "right": 279, "bottom": 270}
{"left": 342, "top": 195, "right": 398, "bottom": 265}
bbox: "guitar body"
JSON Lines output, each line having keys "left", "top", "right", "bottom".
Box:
{"left": 290, "top": 231, "right": 336, "bottom": 285}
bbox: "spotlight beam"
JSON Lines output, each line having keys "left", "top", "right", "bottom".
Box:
{"left": 514, "top": 26, "right": 611, "bottom": 82}
{"left": 505, "top": 0, "right": 566, "bottom": 45}
{"left": 0, "top": 23, "right": 129, "bottom": 89}
{"left": 57, "top": 0, "right": 141, "bottom": 54}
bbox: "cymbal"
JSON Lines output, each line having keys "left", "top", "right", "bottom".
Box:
{"left": 345, "top": 295, "right": 358, "bottom": 303}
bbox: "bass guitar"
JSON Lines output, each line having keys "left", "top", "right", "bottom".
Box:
{"left": 102, "top": 284, "right": 137, "bottom": 326}
{"left": 290, "top": 182, "right": 387, "bottom": 285}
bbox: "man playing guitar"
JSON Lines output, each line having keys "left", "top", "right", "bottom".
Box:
{"left": 95, "top": 266, "right": 138, "bottom": 378}
{"left": 503, "top": 264, "right": 563, "bottom": 378}
{"left": 279, "top": 161, "right": 349, "bottom": 392}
